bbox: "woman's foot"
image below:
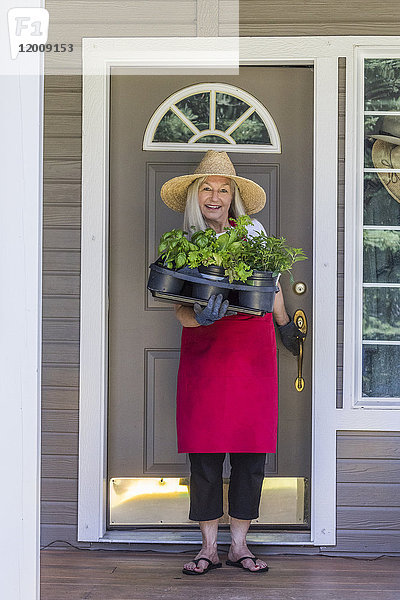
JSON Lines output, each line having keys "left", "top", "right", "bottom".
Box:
{"left": 227, "top": 544, "right": 268, "bottom": 572}
{"left": 183, "top": 547, "right": 221, "bottom": 574}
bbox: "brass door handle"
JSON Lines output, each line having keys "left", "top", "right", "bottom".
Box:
{"left": 293, "top": 309, "right": 307, "bottom": 392}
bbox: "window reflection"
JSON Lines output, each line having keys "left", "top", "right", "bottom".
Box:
{"left": 363, "top": 288, "right": 400, "bottom": 340}
{"left": 365, "top": 59, "right": 400, "bottom": 111}
{"left": 364, "top": 173, "right": 400, "bottom": 226}
{"left": 362, "top": 345, "right": 400, "bottom": 397}
{"left": 363, "top": 230, "right": 400, "bottom": 283}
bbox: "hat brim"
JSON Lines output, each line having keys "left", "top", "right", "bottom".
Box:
{"left": 160, "top": 173, "right": 266, "bottom": 214}
{"left": 371, "top": 139, "right": 400, "bottom": 204}
{"left": 369, "top": 134, "right": 400, "bottom": 145}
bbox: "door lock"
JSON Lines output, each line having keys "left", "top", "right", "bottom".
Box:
{"left": 293, "top": 281, "right": 307, "bottom": 295}
{"left": 293, "top": 309, "right": 307, "bottom": 392}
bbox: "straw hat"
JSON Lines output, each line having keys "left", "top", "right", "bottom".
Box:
{"left": 160, "top": 150, "right": 266, "bottom": 214}
{"left": 371, "top": 139, "right": 400, "bottom": 204}
{"left": 369, "top": 115, "right": 400, "bottom": 145}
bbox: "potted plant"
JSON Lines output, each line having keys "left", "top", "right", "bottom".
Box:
{"left": 238, "top": 232, "right": 307, "bottom": 311}
{"left": 187, "top": 216, "right": 253, "bottom": 299}
{"left": 148, "top": 228, "right": 197, "bottom": 294}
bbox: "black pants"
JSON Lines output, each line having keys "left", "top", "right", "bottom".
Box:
{"left": 188, "top": 452, "right": 266, "bottom": 521}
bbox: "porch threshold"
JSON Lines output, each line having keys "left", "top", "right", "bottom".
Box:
{"left": 100, "top": 530, "right": 313, "bottom": 545}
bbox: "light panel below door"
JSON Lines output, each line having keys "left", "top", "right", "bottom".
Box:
{"left": 109, "top": 477, "right": 307, "bottom": 526}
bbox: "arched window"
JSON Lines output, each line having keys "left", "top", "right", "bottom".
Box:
{"left": 143, "top": 83, "right": 281, "bottom": 153}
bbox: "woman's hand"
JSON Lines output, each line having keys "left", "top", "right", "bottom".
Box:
{"left": 194, "top": 294, "right": 229, "bottom": 326}
{"left": 273, "top": 281, "right": 304, "bottom": 355}
{"left": 174, "top": 295, "right": 237, "bottom": 327}
{"left": 277, "top": 317, "right": 305, "bottom": 356}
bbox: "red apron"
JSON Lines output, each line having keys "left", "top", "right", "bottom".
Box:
{"left": 176, "top": 312, "right": 278, "bottom": 453}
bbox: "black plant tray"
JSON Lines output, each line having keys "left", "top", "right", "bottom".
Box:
{"left": 147, "top": 262, "right": 279, "bottom": 315}
{"left": 150, "top": 290, "right": 266, "bottom": 316}
{"left": 148, "top": 263, "right": 279, "bottom": 293}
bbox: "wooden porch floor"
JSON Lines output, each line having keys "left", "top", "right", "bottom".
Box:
{"left": 40, "top": 549, "right": 400, "bottom": 600}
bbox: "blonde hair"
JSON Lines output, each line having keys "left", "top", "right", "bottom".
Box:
{"left": 183, "top": 176, "right": 246, "bottom": 235}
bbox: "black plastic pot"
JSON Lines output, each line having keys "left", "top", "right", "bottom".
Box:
{"left": 238, "top": 270, "right": 279, "bottom": 312}
{"left": 198, "top": 264, "right": 225, "bottom": 279}
{"left": 147, "top": 263, "right": 185, "bottom": 295}
{"left": 192, "top": 264, "right": 229, "bottom": 301}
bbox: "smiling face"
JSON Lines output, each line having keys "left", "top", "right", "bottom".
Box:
{"left": 197, "top": 175, "right": 233, "bottom": 233}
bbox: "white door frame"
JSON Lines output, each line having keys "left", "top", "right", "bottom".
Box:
{"left": 2, "top": 1, "right": 44, "bottom": 596}
{"left": 79, "top": 35, "right": 400, "bottom": 546}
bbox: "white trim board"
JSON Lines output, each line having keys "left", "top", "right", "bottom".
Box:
{"left": 1, "top": 2, "right": 44, "bottom": 597}
{"left": 79, "top": 36, "right": 400, "bottom": 548}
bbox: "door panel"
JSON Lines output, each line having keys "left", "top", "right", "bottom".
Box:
{"left": 108, "top": 66, "right": 313, "bottom": 525}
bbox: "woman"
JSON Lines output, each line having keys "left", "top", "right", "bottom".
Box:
{"left": 160, "top": 150, "right": 304, "bottom": 575}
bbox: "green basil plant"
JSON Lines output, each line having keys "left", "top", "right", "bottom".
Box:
{"left": 157, "top": 215, "right": 307, "bottom": 284}
{"left": 241, "top": 232, "right": 308, "bottom": 283}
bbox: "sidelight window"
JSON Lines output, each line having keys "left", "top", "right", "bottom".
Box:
{"left": 360, "top": 57, "right": 400, "bottom": 405}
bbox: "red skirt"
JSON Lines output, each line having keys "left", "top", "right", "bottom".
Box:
{"left": 176, "top": 312, "right": 278, "bottom": 453}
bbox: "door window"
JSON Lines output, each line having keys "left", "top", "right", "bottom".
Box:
{"left": 143, "top": 82, "right": 281, "bottom": 152}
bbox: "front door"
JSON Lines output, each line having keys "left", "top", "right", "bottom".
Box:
{"left": 107, "top": 66, "right": 313, "bottom": 529}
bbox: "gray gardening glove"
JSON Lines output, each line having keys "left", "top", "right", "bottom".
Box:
{"left": 278, "top": 316, "right": 306, "bottom": 356}
{"left": 194, "top": 294, "right": 230, "bottom": 326}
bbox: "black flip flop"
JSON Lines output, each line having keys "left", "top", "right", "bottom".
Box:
{"left": 182, "top": 557, "right": 222, "bottom": 575}
{"left": 226, "top": 556, "right": 269, "bottom": 573}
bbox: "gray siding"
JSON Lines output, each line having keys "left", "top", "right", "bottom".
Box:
{"left": 321, "top": 432, "right": 400, "bottom": 554}
{"left": 41, "top": 73, "right": 82, "bottom": 548}
{"left": 41, "top": 0, "right": 400, "bottom": 551}
{"left": 239, "top": 1, "right": 400, "bottom": 36}
{"left": 337, "top": 57, "right": 345, "bottom": 408}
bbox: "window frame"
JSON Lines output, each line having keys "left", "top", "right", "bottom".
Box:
{"left": 354, "top": 47, "right": 400, "bottom": 408}
{"left": 142, "top": 82, "right": 282, "bottom": 152}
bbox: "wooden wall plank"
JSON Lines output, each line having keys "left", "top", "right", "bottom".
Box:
{"left": 338, "top": 435, "right": 400, "bottom": 459}
{"left": 41, "top": 479, "right": 78, "bottom": 502}
{"left": 43, "top": 229, "right": 81, "bottom": 251}
{"left": 338, "top": 507, "right": 400, "bottom": 530}
{"left": 41, "top": 502, "right": 77, "bottom": 525}
{"left": 236, "top": 24, "right": 400, "bottom": 36}
{"left": 42, "top": 274, "right": 80, "bottom": 295}
{"left": 42, "top": 387, "right": 79, "bottom": 410}
{"left": 42, "top": 342, "right": 80, "bottom": 365}
{"left": 337, "top": 459, "right": 400, "bottom": 484}
{"left": 47, "top": 22, "right": 196, "bottom": 37}
{"left": 44, "top": 138, "right": 81, "bottom": 160}
{"left": 43, "top": 183, "right": 81, "bottom": 204}
{"left": 42, "top": 366, "right": 79, "bottom": 387}
{"left": 42, "top": 432, "right": 79, "bottom": 455}
{"left": 44, "top": 91, "right": 82, "bottom": 113}
{"left": 337, "top": 483, "right": 400, "bottom": 507}
{"left": 324, "top": 530, "right": 400, "bottom": 553}
{"left": 43, "top": 250, "right": 81, "bottom": 272}
{"left": 45, "top": 0, "right": 196, "bottom": 23}
{"left": 41, "top": 455, "right": 78, "bottom": 478}
{"left": 42, "top": 297, "right": 80, "bottom": 318}
{"left": 238, "top": 0, "right": 400, "bottom": 23}
{"left": 44, "top": 115, "right": 82, "bottom": 137}
{"left": 43, "top": 320, "right": 80, "bottom": 342}
{"left": 43, "top": 206, "right": 81, "bottom": 228}
{"left": 42, "top": 410, "right": 79, "bottom": 433}
{"left": 44, "top": 75, "right": 81, "bottom": 91}
{"left": 43, "top": 160, "right": 81, "bottom": 181}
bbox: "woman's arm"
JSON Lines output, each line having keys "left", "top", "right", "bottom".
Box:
{"left": 174, "top": 303, "right": 201, "bottom": 327}
{"left": 273, "top": 281, "right": 290, "bottom": 326}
